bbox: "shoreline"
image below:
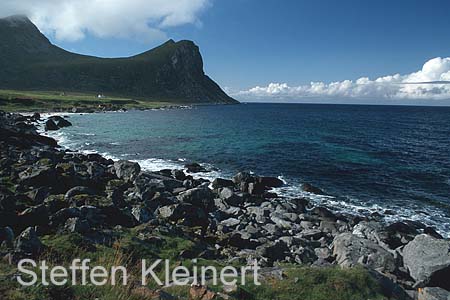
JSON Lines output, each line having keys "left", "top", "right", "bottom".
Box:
{"left": 42, "top": 111, "right": 450, "bottom": 239}
{"left": 1, "top": 110, "right": 450, "bottom": 299}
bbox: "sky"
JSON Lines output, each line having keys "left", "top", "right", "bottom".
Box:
{"left": 2, "top": 0, "right": 450, "bottom": 104}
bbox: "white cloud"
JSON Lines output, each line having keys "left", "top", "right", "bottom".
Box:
{"left": 236, "top": 57, "right": 450, "bottom": 102}
{"left": 0, "top": 0, "right": 209, "bottom": 42}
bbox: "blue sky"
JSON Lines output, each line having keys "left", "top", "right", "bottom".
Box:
{"left": 2, "top": 0, "right": 450, "bottom": 103}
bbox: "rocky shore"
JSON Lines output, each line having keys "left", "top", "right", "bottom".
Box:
{"left": 1, "top": 111, "right": 449, "bottom": 300}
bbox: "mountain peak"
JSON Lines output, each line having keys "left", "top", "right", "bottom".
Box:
{"left": 1, "top": 14, "right": 33, "bottom": 25}
{"left": 0, "top": 16, "right": 237, "bottom": 104}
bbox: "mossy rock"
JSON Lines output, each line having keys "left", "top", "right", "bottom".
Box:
{"left": 71, "top": 194, "right": 112, "bottom": 208}
{"left": 44, "top": 194, "right": 67, "bottom": 213}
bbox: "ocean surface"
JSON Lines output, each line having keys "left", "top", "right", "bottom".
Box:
{"left": 45, "top": 103, "right": 450, "bottom": 236}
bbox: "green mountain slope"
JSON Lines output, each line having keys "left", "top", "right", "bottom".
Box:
{"left": 0, "top": 15, "right": 237, "bottom": 104}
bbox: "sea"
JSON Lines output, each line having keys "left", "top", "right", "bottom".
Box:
{"left": 43, "top": 103, "right": 450, "bottom": 236}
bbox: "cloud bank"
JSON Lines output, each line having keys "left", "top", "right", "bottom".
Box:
{"left": 236, "top": 57, "right": 450, "bottom": 102}
{"left": 1, "top": 0, "right": 209, "bottom": 42}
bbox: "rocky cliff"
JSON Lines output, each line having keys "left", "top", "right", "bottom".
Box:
{"left": 0, "top": 15, "right": 237, "bottom": 104}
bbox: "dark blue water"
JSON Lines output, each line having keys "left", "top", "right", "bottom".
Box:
{"left": 49, "top": 103, "right": 450, "bottom": 235}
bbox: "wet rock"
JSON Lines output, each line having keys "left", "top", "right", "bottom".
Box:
{"left": 232, "top": 172, "right": 254, "bottom": 184}
{"left": 257, "top": 176, "right": 284, "bottom": 188}
{"left": 171, "top": 169, "right": 186, "bottom": 181}
{"left": 49, "top": 116, "right": 72, "bottom": 128}
{"left": 248, "top": 182, "right": 266, "bottom": 195}
{"left": 44, "top": 119, "right": 59, "bottom": 131}
{"left": 302, "top": 183, "right": 325, "bottom": 195}
{"left": 403, "top": 234, "right": 450, "bottom": 289}
{"left": 184, "top": 162, "right": 207, "bottom": 173}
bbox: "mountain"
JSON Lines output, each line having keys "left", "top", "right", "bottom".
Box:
{"left": 0, "top": 15, "right": 237, "bottom": 104}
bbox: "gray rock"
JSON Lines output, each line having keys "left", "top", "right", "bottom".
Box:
{"left": 418, "top": 287, "right": 450, "bottom": 300}
{"left": 221, "top": 218, "right": 240, "bottom": 227}
{"left": 301, "top": 229, "right": 325, "bottom": 240}
{"left": 16, "top": 227, "right": 43, "bottom": 255}
{"left": 256, "top": 240, "right": 289, "bottom": 263}
{"left": 64, "top": 186, "right": 96, "bottom": 200}
{"left": 403, "top": 234, "right": 450, "bottom": 289}
{"left": 177, "top": 187, "right": 215, "bottom": 211}
{"left": 270, "top": 214, "right": 292, "bottom": 229}
{"left": 232, "top": 172, "right": 254, "bottom": 184}
{"left": 131, "top": 206, "right": 153, "bottom": 223}
{"left": 64, "top": 217, "right": 90, "bottom": 233}
{"left": 219, "top": 187, "right": 243, "bottom": 206}
{"left": 114, "top": 160, "right": 141, "bottom": 182}
{"left": 332, "top": 233, "right": 396, "bottom": 273}
{"left": 211, "top": 178, "right": 234, "bottom": 189}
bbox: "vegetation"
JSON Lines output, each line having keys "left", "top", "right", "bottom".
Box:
{"left": 0, "top": 89, "right": 175, "bottom": 112}
{"left": 0, "top": 225, "right": 387, "bottom": 300}
{"left": 0, "top": 15, "right": 237, "bottom": 105}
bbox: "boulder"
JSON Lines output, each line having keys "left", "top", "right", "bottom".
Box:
{"left": 219, "top": 187, "right": 243, "bottom": 206}
{"left": 158, "top": 203, "right": 208, "bottom": 227}
{"left": 55, "top": 118, "right": 72, "bottom": 128}
{"left": 256, "top": 240, "right": 290, "bottom": 263}
{"left": 189, "top": 285, "right": 216, "bottom": 300}
{"left": 64, "top": 217, "right": 90, "bottom": 233}
{"left": 16, "top": 227, "right": 43, "bottom": 255}
{"left": 232, "top": 172, "right": 254, "bottom": 184}
{"left": 403, "top": 234, "right": 450, "bottom": 289}
{"left": 131, "top": 206, "right": 153, "bottom": 223}
{"left": 0, "top": 227, "right": 14, "bottom": 248}
{"left": 177, "top": 187, "right": 215, "bottom": 211}
{"left": 332, "top": 233, "right": 396, "bottom": 273}
{"left": 211, "top": 178, "right": 234, "bottom": 189}
{"left": 418, "top": 287, "right": 450, "bottom": 300}
{"left": 44, "top": 119, "right": 59, "bottom": 131}
{"left": 248, "top": 182, "right": 266, "bottom": 195}
{"left": 64, "top": 186, "right": 97, "bottom": 200}
{"left": 19, "top": 204, "right": 49, "bottom": 228}
{"left": 302, "top": 183, "right": 325, "bottom": 195}
{"left": 257, "top": 176, "right": 284, "bottom": 188}
{"left": 18, "top": 165, "right": 56, "bottom": 187}
{"left": 114, "top": 160, "right": 141, "bottom": 182}
{"left": 184, "top": 163, "right": 207, "bottom": 173}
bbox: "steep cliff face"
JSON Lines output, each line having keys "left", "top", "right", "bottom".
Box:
{"left": 0, "top": 15, "right": 237, "bottom": 104}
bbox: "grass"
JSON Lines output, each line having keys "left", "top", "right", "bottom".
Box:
{"left": 0, "top": 89, "right": 177, "bottom": 112}
{"left": 0, "top": 225, "right": 388, "bottom": 300}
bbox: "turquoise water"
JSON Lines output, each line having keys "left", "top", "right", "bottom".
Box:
{"left": 49, "top": 103, "right": 450, "bottom": 235}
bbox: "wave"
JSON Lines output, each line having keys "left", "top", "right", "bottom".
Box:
{"left": 41, "top": 116, "right": 450, "bottom": 238}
